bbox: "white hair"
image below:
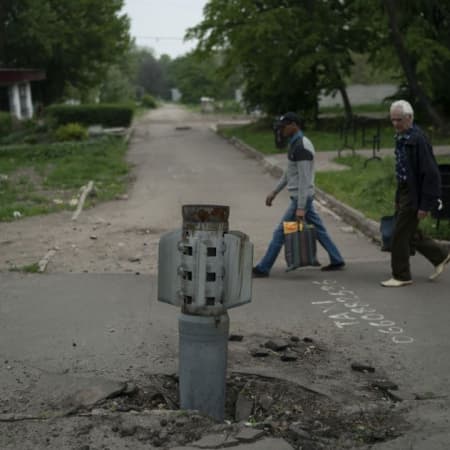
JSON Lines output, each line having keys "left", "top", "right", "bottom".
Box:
{"left": 390, "top": 100, "right": 414, "bottom": 119}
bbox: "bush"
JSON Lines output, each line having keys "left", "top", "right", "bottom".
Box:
{"left": 0, "top": 112, "right": 12, "bottom": 136}
{"left": 54, "top": 123, "right": 88, "bottom": 142}
{"left": 23, "top": 135, "right": 39, "bottom": 144}
{"left": 0, "top": 137, "right": 127, "bottom": 163}
{"left": 46, "top": 104, "right": 134, "bottom": 128}
{"left": 141, "top": 94, "right": 157, "bottom": 109}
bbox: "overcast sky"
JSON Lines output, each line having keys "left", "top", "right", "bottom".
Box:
{"left": 121, "top": 0, "right": 209, "bottom": 58}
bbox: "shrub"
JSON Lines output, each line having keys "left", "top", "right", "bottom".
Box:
{"left": 0, "top": 112, "right": 12, "bottom": 136}
{"left": 141, "top": 94, "right": 157, "bottom": 109}
{"left": 54, "top": 123, "right": 88, "bottom": 142}
{"left": 23, "top": 135, "right": 39, "bottom": 144}
{"left": 46, "top": 104, "right": 134, "bottom": 128}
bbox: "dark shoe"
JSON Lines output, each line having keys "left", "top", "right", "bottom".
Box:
{"left": 321, "top": 262, "right": 345, "bottom": 271}
{"left": 252, "top": 267, "right": 269, "bottom": 278}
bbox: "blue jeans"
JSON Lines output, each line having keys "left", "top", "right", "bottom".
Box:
{"left": 255, "top": 196, "right": 344, "bottom": 274}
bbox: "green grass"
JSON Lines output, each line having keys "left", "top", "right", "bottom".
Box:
{"left": 219, "top": 119, "right": 450, "bottom": 154}
{"left": 220, "top": 125, "right": 277, "bottom": 153}
{"left": 9, "top": 262, "right": 40, "bottom": 273}
{"left": 316, "top": 155, "right": 450, "bottom": 241}
{"left": 0, "top": 136, "right": 129, "bottom": 221}
{"left": 219, "top": 121, "right": 399, "bottom": 153}
{"left": 319, "top": 103, "right": 388, "bottom": 115}
{"left": 316, "top": 155, "right": 396, "bottom": 220}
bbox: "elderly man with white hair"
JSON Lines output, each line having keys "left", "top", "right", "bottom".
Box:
{"left": 381, "top": 100, "right": 450, "bottom": 287}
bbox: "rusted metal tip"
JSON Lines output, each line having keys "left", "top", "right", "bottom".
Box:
{"left": 182, "top": 205, "right": 229, "bottom": 224}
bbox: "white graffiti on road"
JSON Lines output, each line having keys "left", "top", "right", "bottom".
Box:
{"left": 312, "top": 279, "right": 414, "bottom": 344}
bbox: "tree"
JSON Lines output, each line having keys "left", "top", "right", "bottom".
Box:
{"left": 0, "top": 0, "right": 131, "bottom": 104}
{"left": 0, "top": 0, "right": 57, "bottom": 66}
{"left": 188, "top": 1, "right": 307, "bottom": 115}
{"left": 98, "top": 65, "right": 135, "bottom": 103}
{"left": 135, "top": 48, "right": 170, "bottom": 99}
{"left": 381, "top": 0, "right": 447, "bottom": 129}
{"left": 359, "top": 0, "right": 450, "bottom": 127}
{"left": 167, "top": 51, "right": 239, "bottom": 104}
{"left": 186, "top": 0, "right": 450, "bottom": 125}
{"left": 187, "top": 0, "right": 368, "bottom": 120}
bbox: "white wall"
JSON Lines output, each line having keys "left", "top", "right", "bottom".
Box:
{"left": 319, "top": 84, "right": 398, "bottom": 107}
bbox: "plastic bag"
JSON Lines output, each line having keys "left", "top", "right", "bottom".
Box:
{"left": 283, "top": 221, "right": 319, "bottom": 271}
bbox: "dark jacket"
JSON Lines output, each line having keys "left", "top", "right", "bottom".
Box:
{"left": 396, "top": 126, "right": 441, "bottom": 211}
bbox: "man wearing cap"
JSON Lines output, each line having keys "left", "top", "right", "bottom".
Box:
{"left": 252, "top": 111, "right": 345, "bottom": 277}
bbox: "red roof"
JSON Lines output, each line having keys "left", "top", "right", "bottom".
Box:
{"left": 0, "top": 69, "right": 46, "bottom": 84}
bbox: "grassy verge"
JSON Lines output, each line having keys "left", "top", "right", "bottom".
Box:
{"left": 319, "top": 103, "right": 388, "bottom": 115}
{"left": 219, "top": 121, "right": 397, "bottom": 153}
{"left": 219, "top": 120, "right": 450, "bottom": 154}
{"left": 9, "top": 262, "right": 40, "bottom": 273}
{"left": 316, "top": 155, "right": 450, "bottom": 241}
{"left": 0, "top": 136, "right": 129, "bottom": 222}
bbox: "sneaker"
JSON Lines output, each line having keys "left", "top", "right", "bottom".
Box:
{"left": 321, "top": 262, "right": 345, "bottom": 271}
{"left": 252, "top": 267, "right": 269, "bottom": 278}
{"left": 381, "top": 278, "right": 413, "bottom": 287}
{"left": 429, "top": 253, "right": 450, "bottom": 281}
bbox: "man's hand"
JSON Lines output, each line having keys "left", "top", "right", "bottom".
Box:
{"left": 296, "top": 208, "right": 305, "bottom": 220}
{"left": 265, "top": 192, "right": 276, "bottom": 206}
{"left": 417, "top": 209, "right": 428, "bottom": 220}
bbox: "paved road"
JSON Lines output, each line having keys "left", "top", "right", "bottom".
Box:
{"left": 1, "top": 104, "right": 450, "bottom": 449}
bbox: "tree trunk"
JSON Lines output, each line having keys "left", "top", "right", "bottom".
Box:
{"left": 0, "top": 2, "right": 9, "bottom": 63}
{"left": 338, "top": 83, "right": 353, "bottom": 123}
{"left": 383, "top": 0, "right": 445, "bottom": 130}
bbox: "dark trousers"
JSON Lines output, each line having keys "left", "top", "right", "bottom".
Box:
{"left": 391, "top": 183, "right": 447, "bottom": 280}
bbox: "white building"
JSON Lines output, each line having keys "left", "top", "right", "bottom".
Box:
{"left": 319, "top": 83, "right": 397, "bottom": 108}
{"left": 0, "top": 69, "right": 46, "bottom": 120}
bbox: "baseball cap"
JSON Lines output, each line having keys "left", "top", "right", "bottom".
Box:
{"left": 279, "top": 112, "right": 301, "bottom": 125}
